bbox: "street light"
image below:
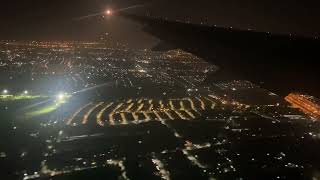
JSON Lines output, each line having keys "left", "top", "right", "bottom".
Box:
{"left": 24, "top": 90, "right": 28, "bottom": 95}
{"left": 3, "top": 89, "right": 8, "bottom": 94}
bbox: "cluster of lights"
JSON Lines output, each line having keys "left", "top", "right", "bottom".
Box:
{"left": 2, "top": 89, "right": 29, "bottom": 95}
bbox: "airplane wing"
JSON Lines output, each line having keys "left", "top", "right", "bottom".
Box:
{"left": 119, "top": 13, "right": 320, "bottom": 97}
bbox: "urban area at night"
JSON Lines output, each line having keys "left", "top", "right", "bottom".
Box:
{"left": 1, "top": 0, "right": 320, "bottom": 179}
{"left": 1, "top": 40, "right": 320, "bottom": 179}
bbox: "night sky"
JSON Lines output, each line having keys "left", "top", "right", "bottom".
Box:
{"left": 1, "top": 0, "right": 320, "bottom": 48}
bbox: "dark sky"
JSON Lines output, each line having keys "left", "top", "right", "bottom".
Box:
{"left": 1, "top": 0, "right": 320, "bottom": 48}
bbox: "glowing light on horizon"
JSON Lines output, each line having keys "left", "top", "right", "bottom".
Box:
{"left": 105, "top": 9, "right": 112, "bottom": 16}
{"left": 73, "top": 3, "right": 146, "bottom": 21}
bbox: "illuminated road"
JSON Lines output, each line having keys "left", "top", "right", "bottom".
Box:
{"left": 66, "top": 102, "right": 93, "bottom": 125}
{"left": 63, "top": 95, "right": 247, "bottom": 126}
{"left": 285, "top": 93, "right": 320, "bottom": 119}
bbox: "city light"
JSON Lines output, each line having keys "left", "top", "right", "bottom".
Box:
{"left": 2, "top": 39, "right": 319, "bottom": 179}
{"left": 285, "top": 93, "right": 320, "bottom": 119}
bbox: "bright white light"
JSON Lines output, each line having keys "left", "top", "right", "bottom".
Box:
{"left": 24, "top": 90, "right": 28, "bottom": 94}
{"left": 3, "top": 89, "right": 8, "bottom": 94}
{"left": 55, "top": 92, "right": 70, "bottom": 103}
{"left": 57, "top": 93, "right": 65, "bottom": 101}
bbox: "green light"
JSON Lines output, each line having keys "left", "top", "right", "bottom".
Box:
{"left": 25, "top": 93, "right": 71, "bottom": 118}
{"left": 26, "top": 103, "right": 60, "bottom": 117}
{"left": 0, "top": 95, "right": 43, "bottom": 101}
